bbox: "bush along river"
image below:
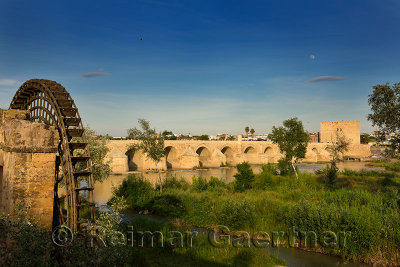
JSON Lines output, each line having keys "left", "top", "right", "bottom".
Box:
{"left": 94, "top": 161, "right": 382, "bottom": 203}
{"left": 88, "top": 161, "right": 395, "bottom": 266}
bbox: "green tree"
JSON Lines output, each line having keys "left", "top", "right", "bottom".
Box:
{"left": 360, "top": 133, "right": 370, "bottom": 144}
{"left": 227, "top": 135, "right": 236, "bottom": 141}
{"left": 126, "top": 119, "right": 165, "bottom": 191}
{"left": 89, "top": 196, "right": 127, "bottom": 246}
{"left": 233, "top": 162, "right": 255, "bottom": 192}
{"left": 325, "top": 133, "right": 349, "bottom": 187}
{"left": 162, "top": 130, "right": 173, "bottom": 136}
{"left": 245, "top": 126, "right": 250, "bottom": 137}
{"left": 74, "top": 126, "right": 112, "bottom": 183}
{"left": 162, "top": 130, "right": 177, "bottom": 140}
{"left": 368, "top": 82, "right": 400, "bottom": 153}
{"left": 250, "top": 128, "right": 255, "bottom": 136}
{"left": 326, "top": 133, "right": 350, "bottom": 162}
{"left": 196, "top": 135, "right": 209, "bottom": 141}
{"left": 268, "top": 118, "right": 310, "bottom": 179}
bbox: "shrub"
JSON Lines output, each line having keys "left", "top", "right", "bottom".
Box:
{"left": 277, "top": 158, "right": 294, "bottom": 176}
{"left": 129, "top": 216, "right": 164, "bottom": 233}
{"left": 192, "top": 176, "right": 209, "bottom": 192}
{"left": 207, "top": 176, "right": 227, "bottom": 190}
{"left": 162, "top": 175, "right": 190, "bottom": 190}
{"left": 146, "top": 194, "right": 186, "bottom": 218}
{"left": 325, "top": 162, "right": 338, "bottom": 188}
{"left": 216, "top": 199, "right": 255, "bottom": 229}
{"left": 93, "top": 196, "right": 128, "bottom": 246}
{"left": 191, "top": 176, "right": 226, "bottom": 192}
{"left": 339, "top": 207, "right": 382, "bottom": 259}
{"left": 253, "top": 164, "right": 276, "bottom": 190}
{"left": 315, "top": 163, "right": 338, "bottom": 183}
{"left": 261, "top": 163, "right": 278, "bottom": 175}
{"left": 0, "top": 204, "right": 52, "bottom": 266}
{"left": 0, "top": 202, "right": 148, "bottom": 266}
{"left": 385, "top": 162, "right": 400, "bottom": 172}
{"left": 340, "top": 168, "right": 398, "bottom": 178}
{"left": 285, "top": 189, "right": 392, "bottom": 259}
{"left": 113, "top": 174, "right": 154, "bottom": 209}
{"left": 381, "top": 172, "right": 397, "bottom": 186}
{"left": 285, "top": 200, "right": 339, "bottom": 236}
{"left": 233, "top": 162, "right": 255, "bottom": 192}
{"left": 178, "top": 192, "right": 217, "bottom": 226}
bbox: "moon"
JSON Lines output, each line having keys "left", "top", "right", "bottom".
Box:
{"left": 310, "top": 54, "right": 316, "bottom": 60}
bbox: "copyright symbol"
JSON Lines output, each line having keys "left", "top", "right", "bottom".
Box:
{"left": 52, "top": 225, "right": 74, "bottom": 247}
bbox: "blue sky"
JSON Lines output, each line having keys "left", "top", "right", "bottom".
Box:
{"left": 1, "top": 0, "right": 399, "bottom": 136}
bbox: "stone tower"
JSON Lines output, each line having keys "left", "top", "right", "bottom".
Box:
{"left": 320, "top": 120, "right": 360, "bottom": 144}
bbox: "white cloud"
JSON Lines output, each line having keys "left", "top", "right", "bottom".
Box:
{"left": 0, "top": 79, "right": 18, "bottom": 87}
{"left": 80, "top": 72, "right": 110, "bottom": 78}
{"left": 308, "top": 76, "right": 346, "bottom": 82}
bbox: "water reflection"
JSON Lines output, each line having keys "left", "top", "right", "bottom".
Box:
{"left": 94, "top": 161, "right": 382, "bottom": 204}
{"left": 268, "top": 247, "right": 369, "bottom": 267}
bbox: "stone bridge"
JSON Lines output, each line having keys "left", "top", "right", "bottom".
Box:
{"left": 105, "top": 140, "right": 371, "bottom": 173}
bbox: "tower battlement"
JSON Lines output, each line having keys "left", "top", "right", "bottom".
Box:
{"left": 321, "top": 120, "right": 360, "bottom": 125}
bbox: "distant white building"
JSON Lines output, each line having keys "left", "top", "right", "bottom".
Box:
{"left": 241, "top": 134, "right": 269, "bottom": 141}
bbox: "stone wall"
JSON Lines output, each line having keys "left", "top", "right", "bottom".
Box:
{"left": 0, "top": 109, "right": 58, "bottom": 229}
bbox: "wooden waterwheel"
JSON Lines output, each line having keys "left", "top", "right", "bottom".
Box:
{"left": 9, "top": 79, "right": 95, "bottom": 232}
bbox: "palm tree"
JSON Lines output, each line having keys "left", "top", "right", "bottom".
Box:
{"left": 250, "top": 128, "right": 255, "bottom": 137}
{"left": 245, "top": 126, "right": 250, "bottom": 137}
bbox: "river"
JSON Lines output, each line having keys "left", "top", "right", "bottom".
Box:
{"left": 94, "top": 161, "right": 382, "bottom": 204}
{"left": 267, "top": 246, "right": 369, "bottom": 266}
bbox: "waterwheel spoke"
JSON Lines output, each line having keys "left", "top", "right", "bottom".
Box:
{"left": 9, "top": 79, "right": 95, "bottom": 232}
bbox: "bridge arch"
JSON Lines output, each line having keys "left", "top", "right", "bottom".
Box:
{"left": 127, "top": 149, "right": 144, "bottom": 171}
{"left": 221, "top": 146, "right": 235, "bottom": 165}
{"left": 244, "top": 146, "right": 256, "bottom": 154}
{"left": 311, "top": 147, "right": 319, "bottom": 162}
{"left": 264, "top": 146, "right": 274, "bottom": 163}
{"left": 264, "top": 146, "right": 274, "bottom": 156}
{"left": 196, "top": 146, "right": 211, "bottom": 167}
{"left": 164, "top": 146, "right": 178, "bottom": 169}
{"left": 244, "top": 146, "right": 257, "bottom": 164}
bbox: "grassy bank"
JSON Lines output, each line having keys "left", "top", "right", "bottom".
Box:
{"left": 113, "top": 163, "right": 400, "bottom": 266}
{"left": 0, "top": 197, "right": 284, "bottom": 266}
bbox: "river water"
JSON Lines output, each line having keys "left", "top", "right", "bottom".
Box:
{"left": 94, "top": 161, "right": 382, "bottom": 204}
{"left": 267, "top": 246, "right": 369, "bottom": 266}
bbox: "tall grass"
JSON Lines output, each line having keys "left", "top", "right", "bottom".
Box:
{"left": 113, "top": 165, "right": 400, "bottom": 266}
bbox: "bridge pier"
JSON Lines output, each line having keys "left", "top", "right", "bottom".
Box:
{"left": 175, "top": 147, "right": 198, "bottom": 169}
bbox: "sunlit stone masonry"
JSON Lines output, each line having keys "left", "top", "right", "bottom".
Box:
{"left": 0, "top": 109, "right": 58, "bottom": 229}
{"left": 106, "top": 127, "right": 372, "bottom": 173}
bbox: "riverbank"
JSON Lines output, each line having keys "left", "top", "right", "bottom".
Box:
{"left": 112, "top": 164, "right": 400, "bottom": 266}
{"left": 94, "top": 161, "right": 384, "bottom": 204}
